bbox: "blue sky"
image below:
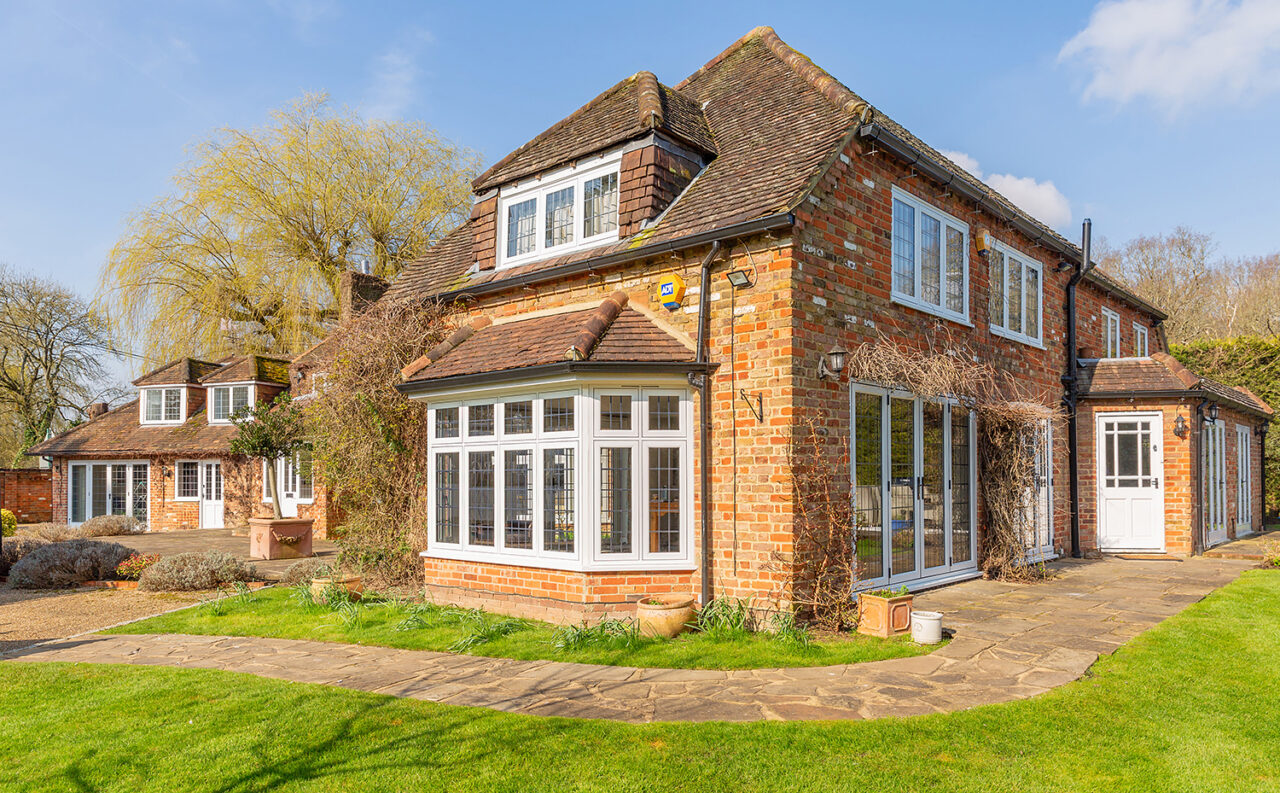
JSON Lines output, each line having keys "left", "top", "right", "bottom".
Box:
{"left": 3, "top": 0, "right": 1279, "bottom": 314}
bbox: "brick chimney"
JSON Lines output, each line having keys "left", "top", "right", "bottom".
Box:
{"left": 338, "top": 270, "right": 390, "bottom": 324}
{"left": 87, "top": 402, "right": 109, "bottom": 420}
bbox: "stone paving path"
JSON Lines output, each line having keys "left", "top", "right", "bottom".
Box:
{"left": 1203, "top": 529, "right": 1277, "bottom": 561}
{"left": 5, "top": 556, "right": 1255, "bottom": 723}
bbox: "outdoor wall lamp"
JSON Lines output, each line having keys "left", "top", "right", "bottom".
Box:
{"left": 725, "top": 269, "right": 754, "bottom": 289}
{"left": 1174, "top": 414, "right": 1188, "bottom": 438}
{"left": 818, "top": 344, "right": 848, "bottom": 380}
{"left": 1257, "top": 422, "right": 1270, "bottom": 439}
{"left": 1207, "top": 403, "right": 1220, "bottom": 422}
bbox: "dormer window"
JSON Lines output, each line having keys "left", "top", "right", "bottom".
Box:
{"left": 141, "top": 387, "right": 184, "bottom": 424}
{"left": 496, "top": 153, "right": 621, "bottom": 268}
{"left": 210, "top": 384, "right": 253, "bottom": 423}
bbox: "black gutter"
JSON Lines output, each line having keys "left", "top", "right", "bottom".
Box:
{"left": 1194, "top": 399, "right": 1209, "bottom": 555}
{"left": 434, "top": 213, "right": 795, "bottom": 303}
{"left": 1062, "top": 220, "right": 1097, "bottom": 559}
{"left": 693, "top": 241, "right": 723, "bottom": 606}
{"left": 395, "top": 360, "right": 716, "bottom": 397}
{"left": 1078, "top": 389, "right": 1273, "bottom": 420}
{"left": 857, "top": 123, "right": 1167, "bottom": 321}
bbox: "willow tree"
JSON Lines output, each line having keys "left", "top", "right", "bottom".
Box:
{"left": 99, "top": 95, "right": 479, "bottom": 361}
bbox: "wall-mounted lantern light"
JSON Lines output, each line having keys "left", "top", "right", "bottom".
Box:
{"left": 1207, "top": 403, "right": 1220, "bottom": 422}
{"left": 818, "top": 344, "right": 848, "bottom": 380}
{"left": 1174, "top": 414, "right": 1188, "bottom": 438}
{"left": 1257, "top": 422, "right": 1270, "bottom": 439}
{"left": 725, "top": 269, "right": 753, "bottom": 289}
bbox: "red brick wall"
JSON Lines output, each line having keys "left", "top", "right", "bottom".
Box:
{"left": 1075, "top": 282, "right": 1165, "bottom": 359}
{"left": 0, "top": 469, "right": 52, "bottom": 523}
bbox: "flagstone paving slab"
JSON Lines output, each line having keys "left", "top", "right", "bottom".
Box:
{"left": 3, "top": 556, "right": 1255, "bottom": 722}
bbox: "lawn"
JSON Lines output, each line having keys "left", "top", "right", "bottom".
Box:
{"left": 104, "top": 586, "right": 929, "bottom": 670}
{"left": 2, "top": 570, "right": 1277, "bottom": 792}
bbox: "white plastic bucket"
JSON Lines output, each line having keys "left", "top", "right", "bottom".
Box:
{"left": 911, "top": 610, "right": 943, "bottom": 644}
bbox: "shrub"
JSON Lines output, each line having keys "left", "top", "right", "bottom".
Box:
{"left": 79, "top": 515, "right": 145, "bottom": 537}
{"left": 20, "top": 523, "right": 77, "bottom": 542}
{"left": 280, "top": 557, "right": 330, "bottom": 585}
{"left": 115, "top": 553, "right": 161, "bottom": 581}
{"left": 137, "top": 551, "right": 257, "bottom": 591}
{"left": 0, "top": 536, "right": 50, "bottom": 577}
{"left": 1, "top": 509, "right": 15, "bottom": 537}
{"left": 8, "top": 539, "right": 135, "bottom": 589}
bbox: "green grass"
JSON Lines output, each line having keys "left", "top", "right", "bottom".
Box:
{"left": 103, "top": 587, "right": 928, "bottom": 670}
{"left": 5, "top": 570, "right": 1279, "bottom": 792}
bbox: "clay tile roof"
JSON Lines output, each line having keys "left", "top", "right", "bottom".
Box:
{"left": 401, "top": 293, "right": 695, "bottom": 386}
{"left": 26, "top": 400, "right": 238, "bottom": 457}
{"left": 132, "top": 358, "right": 223, "bottom": 387}
{"left": 1078, "top": 354, "right": 1274, "bottom": 417}
{"left": 471, "top": 72, "right": 715, "bottom": 193}
{"left": 199, "top": 355, "right": 292, "bottom": 385}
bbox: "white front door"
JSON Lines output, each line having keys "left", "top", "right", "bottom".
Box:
{"left": 199, "top": 461, "right": 224, "bottom": 529}
{"left": 1097, "top": 413, "right": 1165, "bottom": 551}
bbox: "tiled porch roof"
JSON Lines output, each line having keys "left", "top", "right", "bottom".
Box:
{"left": 398, "top": 292, "right": 696, "bottom": 387}
{"left": 1078, "top": 352, "right": 1273, "bottom": 417}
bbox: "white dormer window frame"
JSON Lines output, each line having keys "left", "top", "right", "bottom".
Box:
{"left": 1102, "top": 308, "right": 1122, "bottom": 358}
{"left": 209, "top": 383, "right": 256, "bottom": 424}
{"left": 140, "top": 387, "right": 186, "bottom": 425}
{"left": 495, "top": 151, "right": 622, "bottom": 270}
{"left": 1133, "top": 322, "right": 1149, "bottom": 356}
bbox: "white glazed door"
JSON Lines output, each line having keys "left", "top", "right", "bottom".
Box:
{"left": 199, "top": 461, "right": 224, "bottom": 529}
{"left": 1236, "top": 425, "right": 1253, "bottom": 536}
{"left": 1097, "top": 414, "right": 1165, "bottom": 551}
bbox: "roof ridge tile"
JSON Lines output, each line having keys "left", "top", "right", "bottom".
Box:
{"left": 567, "top": 291, "right": 629, "bottom": 361}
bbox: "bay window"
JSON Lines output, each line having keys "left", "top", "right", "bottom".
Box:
{"left": 141, "top": 387, "right": 184, "bottom": 424}
{"left": 989, "top": 240, "right": 1044, "bottom": 346}
{"left": 496, "top": 154, "right": 621, "bottom": 268}
{"left": 890, "top": 187, "right": 969, "bottom": 323}
{"left": 426, "top": 385, "right": 692, "bottom": 570}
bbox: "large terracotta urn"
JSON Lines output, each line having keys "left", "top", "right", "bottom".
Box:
{"left": 248, "top": 517, "right": 314, "bottom": 560}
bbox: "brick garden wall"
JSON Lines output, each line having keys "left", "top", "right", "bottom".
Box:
{"left": 0, "top": 468, "right": 52, "bottom": 523}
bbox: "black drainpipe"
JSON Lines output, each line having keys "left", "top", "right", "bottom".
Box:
{"left": 1063, "top": 219, "right": 1096, "bottom": 559}
{"left": 693, "top": 241, "right": 722, "bottom": 605}
{"left": 1193, "top": 398, "right": 1209, "bottom": 555}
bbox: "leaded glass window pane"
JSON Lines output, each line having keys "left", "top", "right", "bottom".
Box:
{"left": 213, "top": 388, "right": 230, "bottom": 421}
{"left": 583, "top": 173, "right": 618, "bottom": 237}
{"left": 1025, "top": 266, "right": 1040, "bottom": 340}
{"left": 945, "top": 226, "right": 965, "bottom": 314}
{"left": 648, "top": 395, "right": 679, "bottom": 431}
{"left": 891, "top": 199, "right": 915, "bottom": 297}
{"left": 70, "top": 465, "right": 86, "bottom": 523}
{"left": 504, "top": 449, "right": 534, "bottom": 549}
{"left": 544, "top": 186, "right": 574, "bottom": 248}
{"left": 648, "top": 447, "right": 680, "bottom": 553}
{"left": 111, "top": 464, "right": 127, "bottom": 515}
{"left": 164, "top": 389, "right": 182, "bottom": 421}
{"left": 231, "top": 385, "right": 249, "bottom": 416}
{"left": 132, "top": 463, "right": 148, "bottom": 522}
{"left": 600, "top": 395, "right": 632, "bottom": 431}
{"left": 1007, "top": 256, "right": 1023, "bottom": 334}
{"left": 506, "top": 198, "right": 536, "bottom": 258}
{"left": 599, "top": 447, "right": 632, "bottom": 553}
{"left": 468, "top": 451, "right": 495, "bottom": 546}
{"left": 468, "top": 404, "right": 494, "bottom": 437}
{"left": 951, "top": 407, "right": 973, "bottom": 564}
{"left": 920, "top": 213, "right": 941, "bottom": 306}
{"left": 543, "top": 448, "right": 575, "bottom": 553}
{"left": 543, "top": 397, "right": 574, "bottom": 433}
{"left": 435, "top": 407, "right": 459, "bottom": 439}
{"left": 504, "top": 401, "right": 533, "bottom": 435}
{"left": 178, "top": 462, "right": 200, "bottom": 499}
{"left": 989, "top": 251, "right": 1005, "bottom": 328}
{"left": 435, "top": 452, "right": 459, "bottom": 543}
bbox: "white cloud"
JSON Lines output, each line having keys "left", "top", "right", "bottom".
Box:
{"left": 1060, "top": 0, "right": 1280, "bottom": 114}
{"left": 937, "top": 150, "right": 1073, "bottom": 230}
{"left": 364, "top": 48, "right": 419, "bottom": 120}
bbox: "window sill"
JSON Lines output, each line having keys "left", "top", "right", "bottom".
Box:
{"left": 420, "top": 547, "right": 696, "bottom": 574}
{"left": 990, "top": 326, "right": 1045, "bottom": 350}
{"left": 496, "top": 234, "right": 620, "bottom": 271}
{"left": 172, "top": 497, "right": 199, "bottom": 503}
{"left": 889, "top": 293, "right": 971, "bottom": 328}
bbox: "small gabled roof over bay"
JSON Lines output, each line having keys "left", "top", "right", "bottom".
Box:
{"left": 1079, "top": 352, "right": 1273, "bottom": 418}
{"left": 200, "top": 355, "right": 291, "bottom": 386}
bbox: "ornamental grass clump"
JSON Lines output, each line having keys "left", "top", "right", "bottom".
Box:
{"left": 137, "top": 551, "right": 256, "bottom": 591}
{"left": 8, "top": 539, "right": 135, "bottom": 589}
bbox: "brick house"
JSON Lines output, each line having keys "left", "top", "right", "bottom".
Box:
{"left": 28, "top": 354, "right": 339, "bottom": 537}
{"left": 369, "top": 26, "right": 1272, "bottom": 623}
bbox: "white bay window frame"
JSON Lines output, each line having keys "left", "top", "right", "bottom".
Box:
{"left": 889, "top": 186, "right": 970, "bottom": 325}
{"left": 495, "top": 152, "right": 622, "bottom": 269}
{"left": 423, "top": 378, "right": 694, "bottom": 572}
{"left": 209, "top": 383, "right": 255, "bottom": 424}
{"left": 140, "top": 387, "right": 186, "bottom": 425}
{"left": 989, "top": 239, "right": 1045, "bottom": 348}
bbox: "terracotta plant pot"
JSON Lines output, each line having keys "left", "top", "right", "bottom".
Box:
{"left": 310, "top": 574, "right": 363, "bottom": 602}
{"left": 857, "top": 591, "right": 914, "bottom": 638}
{"left": 248, "top": 518, "right": 314, "bottom": 560}
{"left": 636, "top": 595, "right": 696, "bottom": 638}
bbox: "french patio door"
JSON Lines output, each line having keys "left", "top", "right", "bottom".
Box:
{"left": 1025, "top": 420, "right": 1055, "bottom": 562}
{"left": 1236, "top": 424, "right": 1254, "bottom": 535}
{"left": 852, "top": 387, "right": 976, "bottom": 589}
{"left": 1097, "top": 413, "right": 1165, "bottom": 551}
{"left": 199, "top": 461, "right": 224, "bottom": 529}
{"left": 68, "top": 461, "right": 149, "bottom": 525}
{"left": 1202, "top": 421, "right": 1228, "bottom": 548}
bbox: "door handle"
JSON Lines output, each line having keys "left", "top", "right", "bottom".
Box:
{"left": 1152, "top": 478, "right": 1159, "bottom": 488}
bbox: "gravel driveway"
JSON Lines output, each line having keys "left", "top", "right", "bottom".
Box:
{"left": 0, "top": 587, "right": 201, "bottom": 654}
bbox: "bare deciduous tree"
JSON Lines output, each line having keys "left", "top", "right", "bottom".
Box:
{"left": 1099, "top": 226, "right": 1218, "bottom": 344}
{"left": 0, "top": 266, "right": 124, "bottom": 466}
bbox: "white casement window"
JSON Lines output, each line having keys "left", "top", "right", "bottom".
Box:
{"left": 175, "top": 460, "right": 201, "bottom": 501}
{"left": 496, "top": 153, "right": 621, "bottom": 268}
{"left": 1133, "top": 323, "right": 1149, "bottom": 356}
{"left": 263, "top": 450, "right": 315, "bottom": 509}
{"left": 1103, "top": 309, "right": 1122, "bottom": 358}
{"left": 425, "top": 384, "right": 693, "bottom": 571}
{"left": 988, "top": 240, "right": 1044, "bottom": 346}
{"left": 140, "top": 387, "right": 185, "bottom": 424}
{"left": 890, "top": 187, "right": 970, "bottom": 324}
{"left": 210, "top": 384, "right": 254, "bottom": 423}
{"left": 67, "top": 460, "right": 149, "bottom": 525}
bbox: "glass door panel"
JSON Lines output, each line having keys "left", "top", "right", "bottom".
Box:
{"left": 921, "top": 402, "right": 946, "bottom": 572}
{"left": 950, "top": 407, "right": 973, "bottom": 564}
{"left": 852, "top": 392, "right": 884, "bottom": 581}
{"left": 889, "top": 397, "right": 916, "bottom": 577}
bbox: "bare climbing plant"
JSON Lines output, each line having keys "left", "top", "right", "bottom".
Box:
{"left": 305, "top": 297, "right": 457, "bottom": 586}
